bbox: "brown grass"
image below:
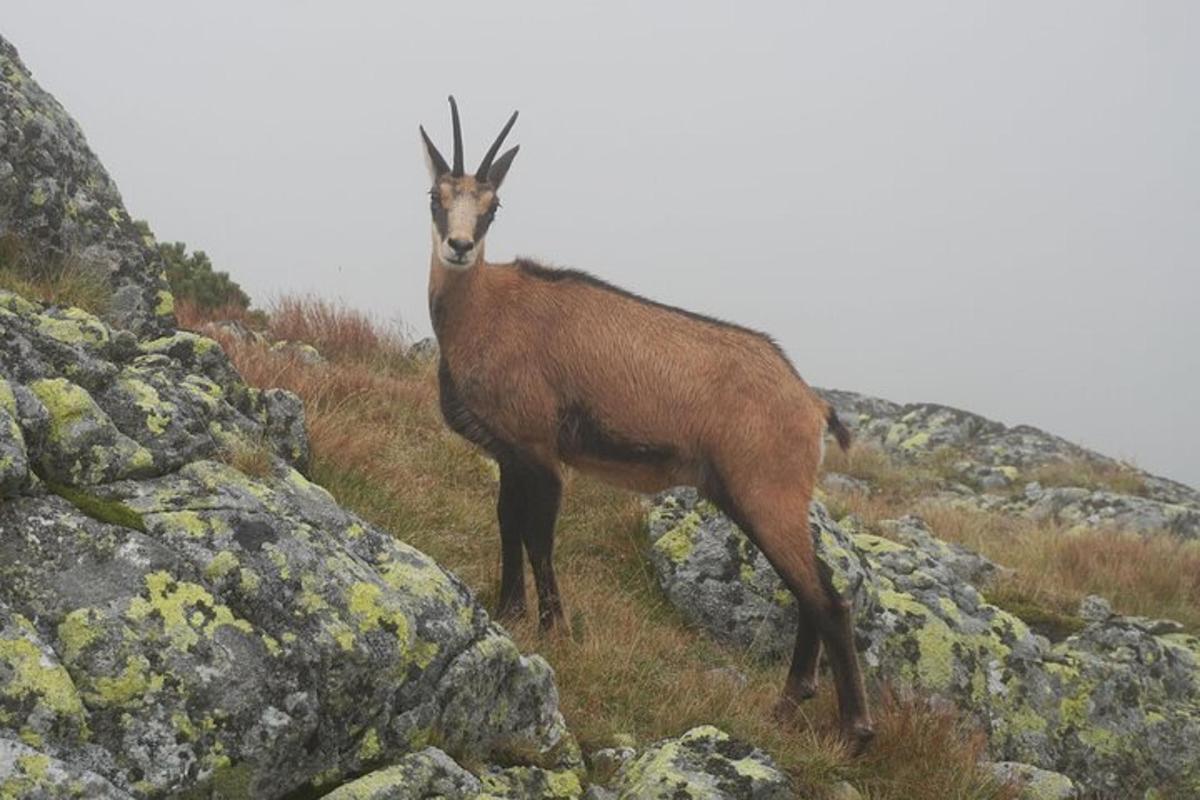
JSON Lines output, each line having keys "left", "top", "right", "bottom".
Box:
{"left": 219, "top": 436, "right": 275, "bottom": 479}
{"left": 913, "top": 504, "right": 1200, "bottom": 631}
{"left": 196, "top": 297, "right": 1008, "bottom": 799}
{"left": 0, "top": 233, "right": 111, "bottom": 314}
{"left": 1025, "top": 458, "right": 1147, "bottom": 497}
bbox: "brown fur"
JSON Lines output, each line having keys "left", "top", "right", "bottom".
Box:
{"left": 420, "top": 102, "right": 874, "bottom": 751}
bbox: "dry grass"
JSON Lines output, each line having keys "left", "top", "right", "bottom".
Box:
{"left": 219, "top": 435, "right": 275, "bottom": 479}
{"left": 916, "top": 504, "right": 1200, "bottom": 632}
{"left": 820, "top": 440, "right": 1200, "bottom": 632}
{"left": 1025, "top": 458, "right": 1147, "bottom": 497}
{"left": 0, "top": 233, "right": 111, "bottom": 314}
{"left": 267, "top": 296, "right": 410, "bottom": 368}
{"left": 197, "top": 297, "right": 1009, "bottom": 799}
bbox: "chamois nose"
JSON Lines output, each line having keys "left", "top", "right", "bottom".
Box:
{"left": 448, "top": 237, "right": 474, "bottom": 255}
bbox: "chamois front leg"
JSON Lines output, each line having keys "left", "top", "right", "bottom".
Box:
{"left": 498, "top": 455, "right": 567, "bottom": 631}
{"left": 495, "top": 462, "right": 531, "bottom": 620}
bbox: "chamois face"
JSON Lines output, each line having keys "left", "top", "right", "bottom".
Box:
{"left": 420, "top": 97, "right": 519, "bottom": 271}
{"left": 428, "top": 176, "right": 498, "bottom": 270}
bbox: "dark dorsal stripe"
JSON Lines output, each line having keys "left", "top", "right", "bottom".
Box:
{"left": 513, "top": 258, "right": 805, "bottom": 381}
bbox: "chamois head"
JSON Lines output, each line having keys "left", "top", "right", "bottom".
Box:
{"left": 420, "top": 96, "right": 519, "bottom": 269}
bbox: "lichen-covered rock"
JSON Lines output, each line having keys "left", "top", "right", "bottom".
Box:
{"left": 322, "top": 748, "right": 482, "bottom": 800}
{"left": 0, "top": 35, "right": 174, "bottom": 337}
{"left": 986, "top": 761, "right": 1079, "bottom": 800}
{"left": 1023, "top": 484, "right": 1200, "bottom": 539}
{"left": 0, "top": 381, "right": 29, "bottom": 496}
{"left": 608, "top": 726, "right": 791, "bottom": 800}
{"left": 0, "top": 292, "right": 572, "bottom": 798}
{"left": 821, "top": 388, "right": 1200, "bottom": 515}
{"left": 0, "top": 737, "right": 132, "bottom": 799}
{"left": 478, "top": 764, "right": 585, "bottom": 799}
{"left": 648, "top": 489, "right": 1200, "bottom": 796}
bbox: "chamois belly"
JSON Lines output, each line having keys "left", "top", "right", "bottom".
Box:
{"left": 556, "top": 402, "right": 697, "bottom": 492}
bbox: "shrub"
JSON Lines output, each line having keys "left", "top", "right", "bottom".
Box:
{"left": 158, "top": 238, "right": 251, "bottom": 313}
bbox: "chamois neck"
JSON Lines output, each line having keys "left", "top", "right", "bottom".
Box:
{"left": 428, "top": 251, "right": 489, "bottom": 342}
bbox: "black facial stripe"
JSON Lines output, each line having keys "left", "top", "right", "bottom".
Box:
{"left": 431, "top": 196, "right": 449, "bottom": 237}
{"left": 473, "top": 204, "right": 498, "bottom": 241}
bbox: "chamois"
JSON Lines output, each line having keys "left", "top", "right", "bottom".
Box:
{"left": 419, "top": 97, "right": 875, "bottom": 751}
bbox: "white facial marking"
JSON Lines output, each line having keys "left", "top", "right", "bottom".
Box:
{"left": 437, "top": 192, "right": 483, "bottom": 269}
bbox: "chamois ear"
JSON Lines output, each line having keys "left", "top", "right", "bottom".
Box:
{"left": 487, "top": 145, "right": 520, "bottom": 189}
{"left": 420, "top": 125, "right": 450, "bottom": 181}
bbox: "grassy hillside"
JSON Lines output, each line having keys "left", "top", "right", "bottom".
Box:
{"left": 181, "top": 297, "right": 1198, "bottom": 799}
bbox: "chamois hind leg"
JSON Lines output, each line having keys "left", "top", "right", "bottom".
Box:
{"left": 716, "top": 475, "right": 874, "bottom": 752}
{"left": 495, "top": 461, "right": 532, "bottom": 620}
{"left": 781, "top": 608, "right": 822, "bottom": 705}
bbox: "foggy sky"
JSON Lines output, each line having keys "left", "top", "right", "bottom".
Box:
{"left": 5, "top": 2, "right": 1197, "bottom": 486}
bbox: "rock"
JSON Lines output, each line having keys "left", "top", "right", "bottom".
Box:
{"left": 825, "top": 780, "right": 863, "bottom": 800}
{"left": 589, "top": 746, "right": 637, "bottom": 783}
{"left": 322, "top": 748, "right": 482, "bottom": 799}
{"left": 0, "top": 292, "right": 573, "bottom": 797}
{"left": 1025, "top": 487, "right": 1200, "bottom": 539}
{"left": 986, "top": 761, "right": 1079, "bottom": 799}
{"left": 203, "top": 319, "right": 266, "bottom": 346}
{"left": 609, "top": 726, "right": 791, "bottom": 800}
{"left": 0, "top": 35, "right": 173, "bottom": 337}
{"left": 647, "top": 489, "right": 1200, "bottom": 796}
{"left": 270, "top": 339, "right": 325, "bottom": 366}
{"left": 1077, "top": 595, "right": 1113, "bottom": 624}
{"left": 0, "top": 736, "right": 132, "bottom": 799}
{"left": 820, "top": 388, "right": 1200, "bottom": 514}
{"left": 821, "top": 472, "right": 870, "bottom": 495}
{"left": 479, "top": 765, "right": 585, "bottom": 798}
{"left": 407, "top": 336, "right": 439, "bottom": 361}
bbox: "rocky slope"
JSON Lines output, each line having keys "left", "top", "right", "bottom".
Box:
{"left": 1, "top": 33, "right": 173, "bottom": 337}
{"left": 824, "top": 389, "right": 1200, "bottom": 538}
{"left": 648, "top": 490, "right": 1200, "bottom": 796}
{"left": 0, "top": 291, "right": 585, "bottom": 797}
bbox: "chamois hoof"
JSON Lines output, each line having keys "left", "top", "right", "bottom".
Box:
{"left": 495, "top": 599, "right": 527, "bottom": 622}
{"left": 844, "top": 721, "right": 876, "bottom": 756}
{"left": 771, "top": 696, "right": 804, "bottom": 724}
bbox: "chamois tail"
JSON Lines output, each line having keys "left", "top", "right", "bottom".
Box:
{"left": 826, "top": 407, "right": 852, "bottom": 452}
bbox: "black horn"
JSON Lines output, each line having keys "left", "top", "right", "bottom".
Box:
{"left": 449, "top": 95, "right": 464, "bottom": 176}
{"left": 477, "top": 110, "right": 519, "bottom": 182}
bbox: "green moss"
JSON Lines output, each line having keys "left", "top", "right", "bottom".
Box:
{"left": 211, "top": 760, "right": 256, "bottom": 799}
{"left": 987, "top": 597, "right": 1085, "bottom": 643}
{"left": 48, "top": 483, "right": 146, "bottom": 531}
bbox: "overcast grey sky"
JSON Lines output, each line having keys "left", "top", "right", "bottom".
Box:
{"left": 5, "top": 2, "right": 1197, "bottom": 486}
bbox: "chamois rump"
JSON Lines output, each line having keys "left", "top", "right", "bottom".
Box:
{"left": 419, "top": 97, "right": 874, "bottom": 751}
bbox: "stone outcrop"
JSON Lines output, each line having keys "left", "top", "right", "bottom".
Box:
{"left": 0, "top": 292, "right": 575, "bottom": 798}
{"left": 604, "top": 726, "right": 791, "bottom": 800}
{"left": 1, "top": 34, "right": 173, "bottom": 337}
{"left": 648, "top": 489, "right": 1200, "bottom": 797}
{"left": 823, "top": 389, "right": 1200, "bottom": 538}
